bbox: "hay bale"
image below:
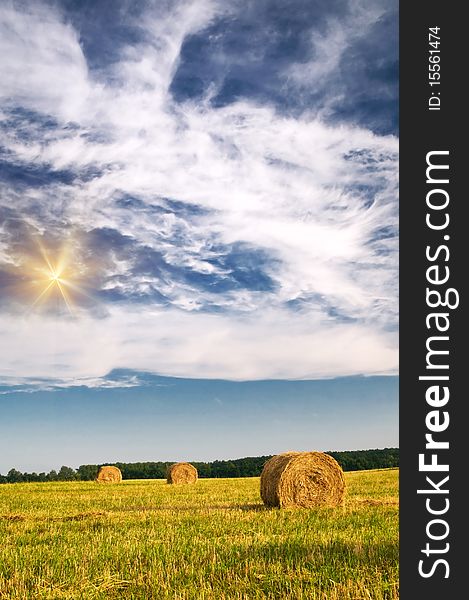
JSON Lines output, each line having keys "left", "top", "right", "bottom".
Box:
{"left": 95, "top": 465, "right": 122, "bottom": 483}
{"left": 260, "top": 451, "right": 345, "bottom": 508}
{"left": 166, "top": 462, "right": 198, "bottom": 485}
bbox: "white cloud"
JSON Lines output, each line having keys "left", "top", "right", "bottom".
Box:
{"left": 285, "top": 0, "right": 386, "bottom": 89}
{"left": 0, "top": 306, "right": 397, "bottom": 382}
{"left": 0, "top": 1, "right": 398, "bottom": 382}
{"left": 0, "top": 372, "right": 142, "bottom": 394}
{"left": 0, "top": 2, "right": 90, "bottom": 121}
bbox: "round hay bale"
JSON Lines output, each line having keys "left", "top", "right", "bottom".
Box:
{"left": 96, "top": 465, "right": 122, "bottom": 484}
{"left": 260, "top": 451, "right": 345, "bottom": 508}
{"left": 166, "top": 462, "right": 198, "bottom": 485}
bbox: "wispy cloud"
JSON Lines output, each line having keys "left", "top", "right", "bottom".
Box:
{"left": 0, "top": 0, "right": 398, "bottom": 382}
{"left": 0, "top": 371, "right": 143, "bottom": 394}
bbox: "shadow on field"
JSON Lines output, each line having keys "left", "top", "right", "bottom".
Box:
{"left": 0, "top": 514, "right": 26, "bottom": 521}
{"left": 115, "top": 503, "right": 268, "bottom": 513}
{"left": 0, "top": 505, "right": 269, "bottom": 523}
{"left": 60, "top": 511, "right": 107, "bottom": 521}
{"left": 0, "top": 498, "right": 398, "bottom": 523}
{"left": 0, "top": 511, "right": 107, "bottom": 523}
{"left": 349, "top": 499, "right": 399, "bottom": 507}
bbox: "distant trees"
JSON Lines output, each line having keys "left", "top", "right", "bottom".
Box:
{"left": 2, "top": 468, "right": 67, "bottom": 483}
{"left": 328, "top": 448, "right": 399, "bottom": 472}
{"left": 76, "top": 464, "right": 98, "bottom": 481}
{"left": 0, "top": 448, "right": 399, "bottom": 483}
{"left": 6, "top": 469, "right": 24, "bottom": 483}
{"left": 57, "top": 466, "right": 77, "bottom": 481}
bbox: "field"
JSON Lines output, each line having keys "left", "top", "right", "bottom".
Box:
{"left": 0, "top": 469, "right": 398, "bottom": 599}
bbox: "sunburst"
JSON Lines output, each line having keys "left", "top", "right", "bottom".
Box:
{"left": 27, "top": 239, "right": 86, "bottom": 316}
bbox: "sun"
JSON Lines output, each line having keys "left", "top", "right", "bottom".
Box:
{"left": 4, "top": 228, "right": 96, "bottom": 316}
{"left": 29, "top": 241, "right": 78, "bottom": 316}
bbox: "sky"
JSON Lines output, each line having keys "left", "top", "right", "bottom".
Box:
{"left": 0, "top": 0, "right": 398, "bottom": 472}
{"left": 0, "top": 372, "right": 398, "bottom": 473}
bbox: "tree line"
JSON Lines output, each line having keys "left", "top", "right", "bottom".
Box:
{"left": 0, "top": 448, "right": 399, "bottom": 483}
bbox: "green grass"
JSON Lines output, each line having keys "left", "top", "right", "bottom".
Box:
{"left": 0, "top": 469, "right": 398, "bottom": 599}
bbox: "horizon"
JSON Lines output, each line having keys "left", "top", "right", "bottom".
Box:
{"left": 1, "top": 446, "right": 399, "bottom": 478}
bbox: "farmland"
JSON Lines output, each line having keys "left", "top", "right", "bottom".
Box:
{"left": 0, "top": 469, "right": 398, "bottom": 599}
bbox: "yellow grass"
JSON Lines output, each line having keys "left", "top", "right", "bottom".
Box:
{"left": 0, "top": 468, "right": 398, "bottom": 599}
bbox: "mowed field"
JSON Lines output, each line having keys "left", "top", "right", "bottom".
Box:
{"left": 0, "top": 469, "right": 398, "bottom": 600}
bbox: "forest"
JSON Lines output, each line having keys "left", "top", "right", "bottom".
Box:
{"left": 0, "top": 448, "right": 399, "bottom": 483}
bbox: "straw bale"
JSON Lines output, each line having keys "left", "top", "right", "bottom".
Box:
{"left": 260, "top": 451, "right": 345, "bottom": 508}
{"left": 96, "top": 465, "right": 122, "bottom": 483}
{"left": 166, "top": 462, "right": 198, "bottom": 485}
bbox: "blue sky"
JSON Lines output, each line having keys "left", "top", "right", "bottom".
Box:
{"left": 0, "top": 1, "right": 398, "bottom": 471}
{"left": 0, "top": 373, "right": 398, "bottom": 473}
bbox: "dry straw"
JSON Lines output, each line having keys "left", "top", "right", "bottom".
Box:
{"left": 166, "top": 462, "right": 198, "bottom": 485}
{"left": 260, "top": 451, "right": 346, "bottom": 508}
{"left": 95, "top": 465, "right": 122, "bottom": 483}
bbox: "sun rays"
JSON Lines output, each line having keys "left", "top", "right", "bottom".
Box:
{"left": 28, "top": 243, "right": 76, "bottom": 316}
{"left": 30, "top": 266, "right": 74, "bottom": 316}
{"left": 14, "top": 234, "right": 97, "bottom": 318}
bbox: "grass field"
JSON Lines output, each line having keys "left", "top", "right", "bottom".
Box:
{"left": 0, "top": 469, "right": 398, "bottom": 599}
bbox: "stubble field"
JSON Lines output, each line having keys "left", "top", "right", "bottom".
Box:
{"left": 0, "top": 469, "right": 398, "bottom": 599}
